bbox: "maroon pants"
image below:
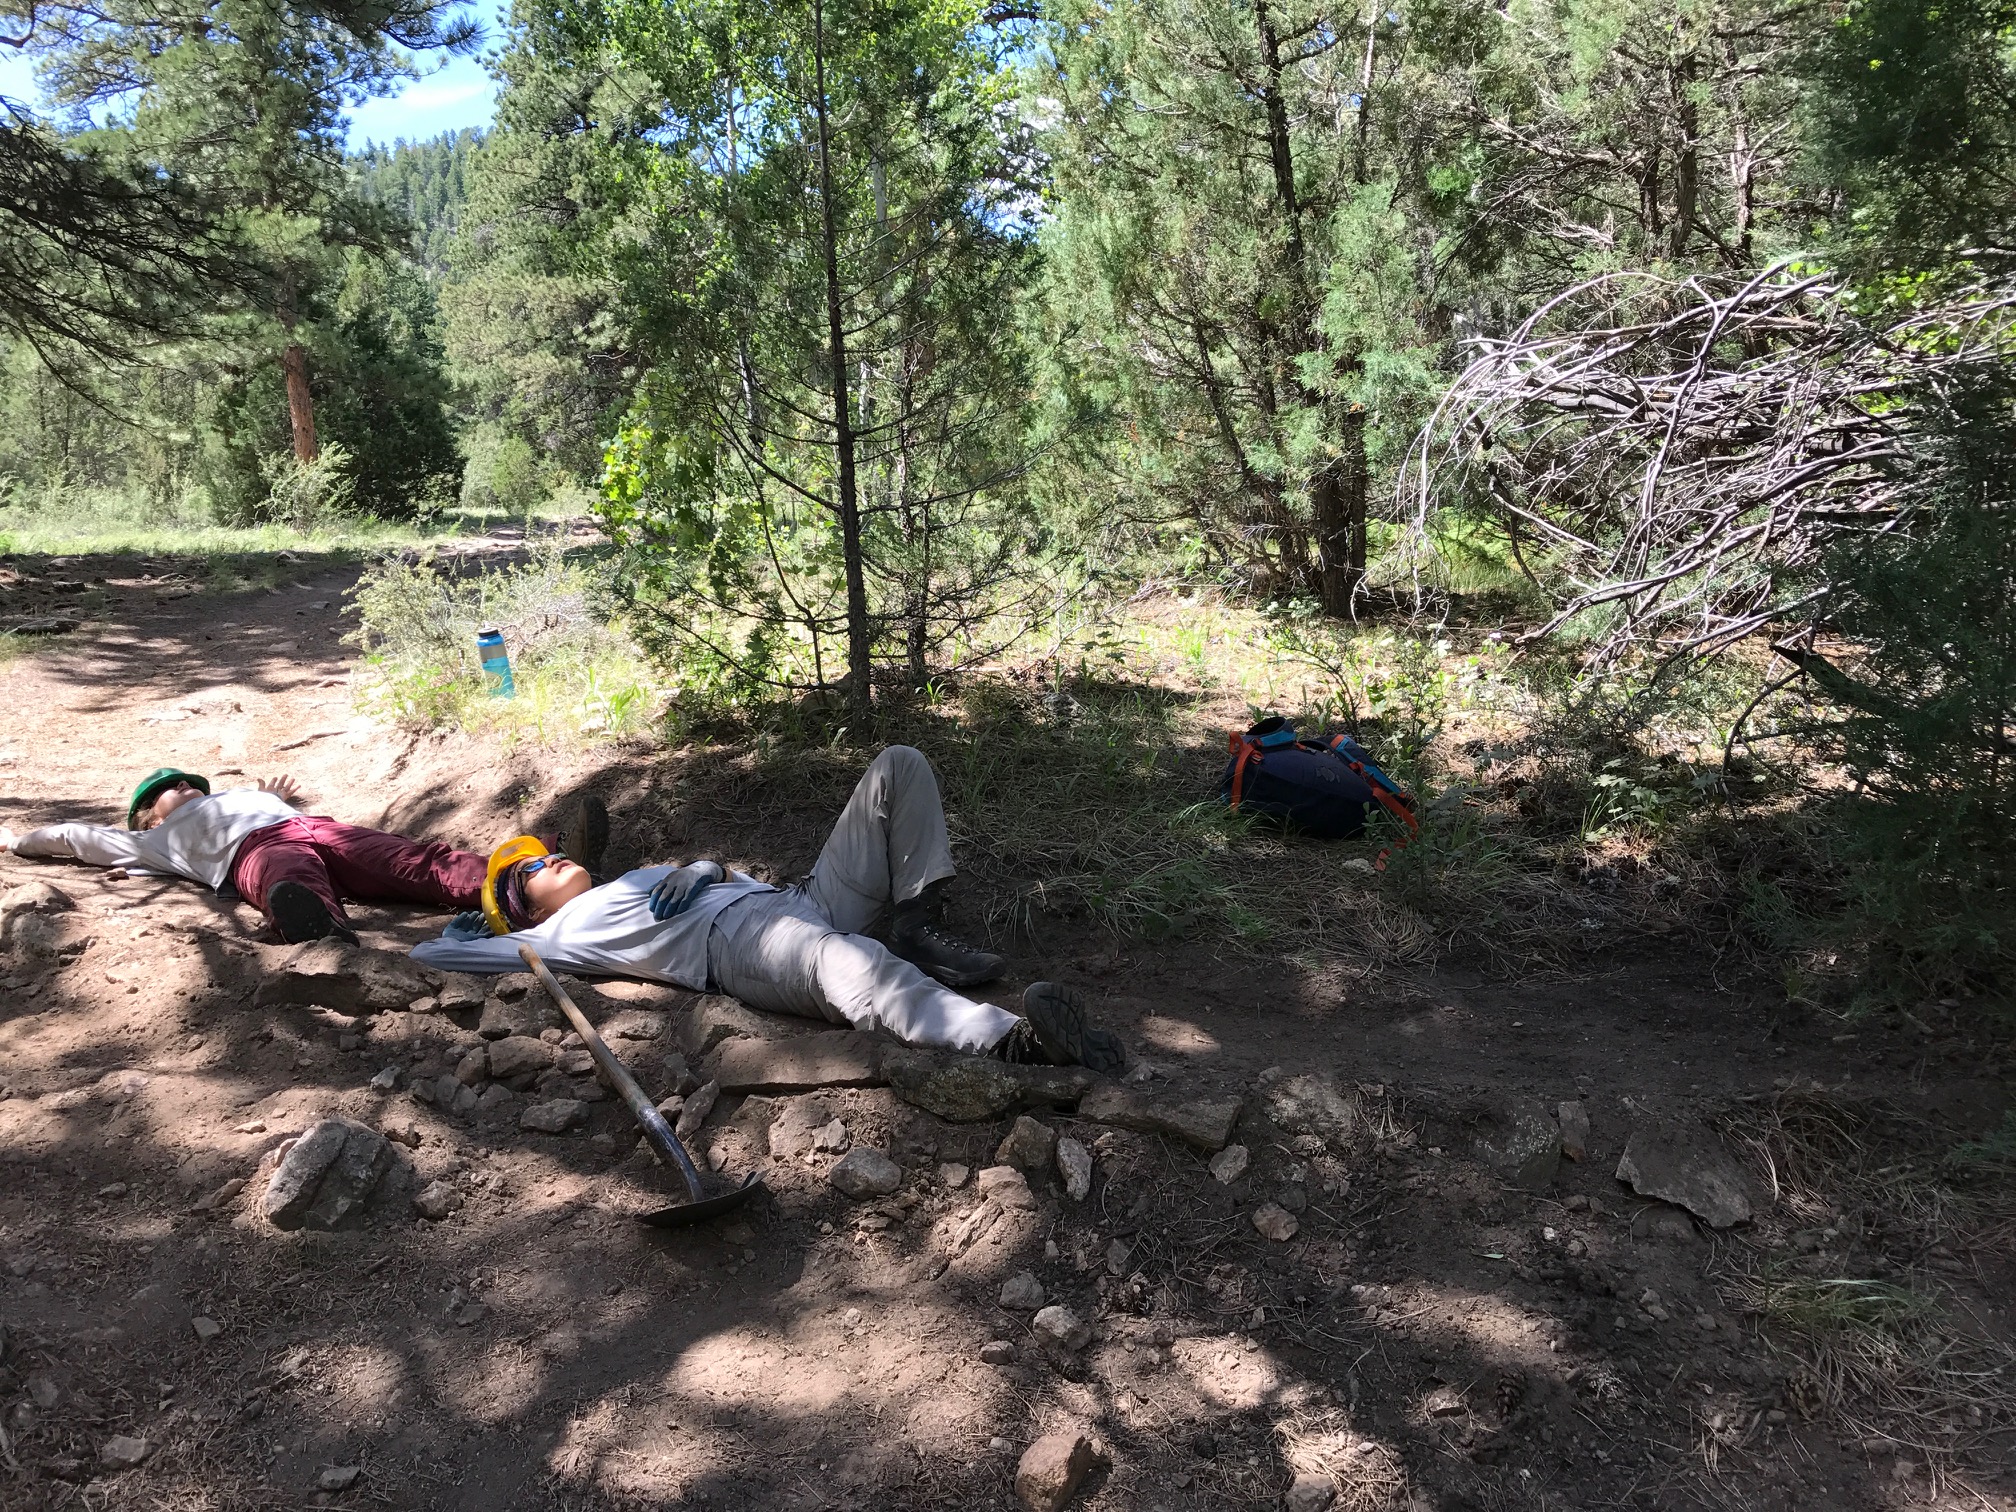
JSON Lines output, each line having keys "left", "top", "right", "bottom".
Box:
{"left": 229, "top": 816, "right": 486, "bottom": 932}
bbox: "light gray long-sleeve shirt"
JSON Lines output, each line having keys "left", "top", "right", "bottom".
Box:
{"left": 13, "top": 789, "right": 298, "bottom": 889}
{"left": 408, "top": 863, "right": 775, "bottom": 990}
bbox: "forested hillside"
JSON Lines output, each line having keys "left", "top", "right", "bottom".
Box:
{"left": 354, "top": 129, "right": 483, "bottom": 272}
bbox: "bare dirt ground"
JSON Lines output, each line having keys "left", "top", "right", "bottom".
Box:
{"left": 1, "top": 545, "right": 2012, "bottom": 1512}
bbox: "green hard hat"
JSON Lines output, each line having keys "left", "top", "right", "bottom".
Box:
{"left": 127, "top": 767, "right": 210, "bottom": 829}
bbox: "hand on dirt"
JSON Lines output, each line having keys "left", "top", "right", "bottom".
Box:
{"left": 255, "top": 773, "right": 303, "bottom": 804}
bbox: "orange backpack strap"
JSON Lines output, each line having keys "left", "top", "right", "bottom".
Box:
{"left": 1227, "top": 733, "right": 1260, "bottom": 813}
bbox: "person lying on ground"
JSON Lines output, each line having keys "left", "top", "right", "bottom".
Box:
{"left": 0, "top": 768, "right": 609, "bottom": 948}
{"left": 411, "top": 745, "right": 1125, "bottom": 1072}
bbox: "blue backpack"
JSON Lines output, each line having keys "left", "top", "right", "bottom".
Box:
{"left": 1218, "top": 717, "right": 1419, "bottom": 845}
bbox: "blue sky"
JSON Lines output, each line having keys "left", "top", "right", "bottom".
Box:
{"left": 0, "top": 4, "right": 503, "bottom": 150}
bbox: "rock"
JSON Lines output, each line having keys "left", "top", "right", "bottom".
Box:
{"left": 1015, "top": 1431, "right": 1107, "bottom": 1512}
{"left": 1105, "top": 1237, "right": 1132, "bottom": 1275}
{"left": 1000, "top": 1271, "right": 1047, "bottom": 1311}
{"left": 412, "top": 1182, "right": 461, "bottom": 1222}
{"left": 368, "top": 1065, "right": 400, "bottom": 1091}
{"left": 454, "top": 1046, "right": 489, "bottom": 1086}
{"left": 883, "top": 1048, "right": 1093, "bottom": 1122}
{"left": 99, "top": 1435, "right": 150, "bottom": 1469}
{"left": 381, "top": 1120, "right": 422, "bottom": 1149}
{"left": 674, "top": 1080, "right": 719, "bottom": 1141}
{"left": 1285, "top": 1474, "right": 1337, "bottom": 1512}
{"left": 1252, "top": 1202, "right": 1299, "bottom": 1242}
{"left": 452, "top": 1084, "right": 478, "bottom": 1115}
{"left": 768, "top": 1097, "right": 841, "bottom": 1159}
{"left": 1263, "top": 1075, "right": 1356, "bottom": 1142}
{"left": 520, "top": 1099, "right": 588, "bottom": 1134}
{"left": 406, "top": 996, "right": 439, "bottom": 1015}
{"left": 812, "top": 1118, "right": 849, "bottom": 1153}
{"left": 1631, "top": 1202, "right": 1702, "bottom": 1244}
{"left": 1209, "top": 1144, "right": 1251, "bottom": 1184}
{"left": 1616, "top": 1127, "right": 1754, "bottom": 1228}
{"left": 678, "top": 995, "right": 788, "bottom": 1056}
{"left": 320, "top": 1465, "right": 362, "bottom": 1491}
{"left": 1425, "top": 1385, "right": 1466, "bottom": 1416}
{"left": 1275, "top": 1183, "right": 1308, "bottom": 1213}
{"left": 261, "top": 1119, "right": 391, "bottom": 1231}
{"left": 191, "top": 1316, "right": 222, "bottom": 1342}
{"left": 1015, "top": 1431, "right": 1106, "bottom": 1512}
{"left": 1, "top": 881, "right": 73, "bottom": 915}
{"left": 981, "top": 1340, "right": 1018, "bottom": 1364}
{"left": 559, "top": 1049, "right": 597, "bottom": 1077}
{"left": 605, "top": 1009, "right": 667, "bottom": 1040}
{"left": 474, "top": 1083, "right": 516, "bottom": 1117}
{"left": 479, "top": 995, "right": 544, "bottom": 1040}
{"left": 939, "top": 1161, "right": 971, "bottom": 1188}
{"left": 829, "top": 1147, "right": 903, "bottom": 1198}
{"left": 120, "top": 1282, "right": 191, "bottom": 1339}
{"left": 486, "top": 1036, "right": 553, "bottom": 1081}
{"left": 434, "top": 973, "right": 487, "bottom": 1012}
{"left": 1079, "top": 1083, "right": 1241, "bottom": 1152}
{"left": 996, "top": 1115, "right": 1057, "bottom": 1171}
{"left": 193, "top": 1176, "right": 246, "bottom": 1213}
{"left": 976, "top": 1164, "right": 1037, "bottom": 1210}
{"left": 253, "top": 940, "right": 432, "bottom": 1014}
{"left": 1032, "top": 1304, "right": 1092, "bottom": 1352}
{"left": 1055, "top": 1137, "right": 1092, "bottom": 1202}
{"left": 1557, "top": 1099, "right": 1591, "bottom": 1161}
{"left": 1474, "top": 1096, "right": 1561, "bottom": 1191}
{"left": 709, "top": 1032, "right": 883, "bottom": 1092}
{"left": 98, "top": 1181, "right": 129, "bottom": 1198}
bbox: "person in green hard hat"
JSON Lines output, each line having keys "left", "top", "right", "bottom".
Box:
{"left": 1, "top": 767, "right": 609, "bottom": 946}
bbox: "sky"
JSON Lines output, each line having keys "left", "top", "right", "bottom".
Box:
{"left": 0, "top": 3, "right": 504, "bottom": 151}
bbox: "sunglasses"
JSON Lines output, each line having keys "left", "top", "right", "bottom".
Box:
{"left": 519, "top": 856, "right": 560, "bottom": 878}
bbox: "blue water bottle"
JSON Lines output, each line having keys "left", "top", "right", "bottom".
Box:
{"left": 476, "top": 628, "right": 515, "bottom": 698}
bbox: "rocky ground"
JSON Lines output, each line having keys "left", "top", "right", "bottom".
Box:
{"left": 1, "top": 546, "right": 2013, "bottom": 1512}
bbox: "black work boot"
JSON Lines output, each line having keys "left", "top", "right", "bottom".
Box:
{"left": 267, "top": 881, "right": 358, "bottom": 946}
{"left": 992, "top": 982, "right": 1126, "bottom": 1075}
{"left": 892, "top": 880, "right": 1004, "bottom": 987}
{"left": 556, "top": 792, "right": 610, "bottom": 878}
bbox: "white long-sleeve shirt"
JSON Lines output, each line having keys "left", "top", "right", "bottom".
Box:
{"left": 13, "top": 789, "right": 298, "bottom": 889}
{"left": 409, "top": 863, "right": 775, "bottom": 990}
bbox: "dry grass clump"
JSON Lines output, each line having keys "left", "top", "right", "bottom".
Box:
{"left": 1274, "top": 1407, "right": 1413, "bottom": 1511}
{"left": 1714, "top": 1091, "right": 2016, "bottom": 1483}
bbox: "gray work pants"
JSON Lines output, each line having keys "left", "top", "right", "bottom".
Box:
{"left": 706, "top": 746, "right": 1018, "bottom": 1054}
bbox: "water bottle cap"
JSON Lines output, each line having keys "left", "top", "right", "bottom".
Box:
{"left": 476, "top": 628, "right": 503, "bottom": 642}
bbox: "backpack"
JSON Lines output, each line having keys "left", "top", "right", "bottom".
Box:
{"left": 1219, "top": 716, "right": 1420, "bottom": 848}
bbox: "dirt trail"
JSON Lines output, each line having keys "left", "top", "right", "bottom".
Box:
{"left": 0, "top": 547, "right": 2011, "bottom": 1512}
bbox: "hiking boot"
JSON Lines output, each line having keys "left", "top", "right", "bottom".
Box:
{"left": 267, "top": 880, "right": 357, "bottom": 946}
{"left": 994, "top": 982, "right": 1126, "bottom": 1075}
{"left": 556, "top": 793, "right": 610, "bottom": 878}
{"left": 892, "top": 882, "right": 1004, "bottom": 987}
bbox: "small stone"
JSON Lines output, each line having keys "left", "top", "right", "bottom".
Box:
{"left": 233, "top": 1119, "right": 267, "bottom": 1134}
{"left": 590, "top": 1133, "right": 617, "bottom": 1156}
{"left": 938, "top": 1161, "right": 971, "bottom": 1189}
{"left": 674, "top": 1080, "right": 720, "bottom": 1141}
{"left": 1558, "top": 1099, "right": 1591, "bottom": 1161}
{"left": 1014, "top": 1430, "right": 1105, "bottom": 1512}
{"left": 1252, "top": 1202, "right": 1299, "bottom": 1241}
{"left": 407, "top": 996, "right": 439, "bottom": 1015}
{"left": 486, "top": 1036, "right": 553, "bottom": 1080}
{"left": 434, "top": 973, "right": 487, "bottom": 1012}
{"left": 455, "top": 1046, "right": 489, "bottom": 1085}
{"left": 1285, "top": 1473, "right": 1337, "bottom": 1512}
{"left": 991, "top": 1436, "right": 1015, "bottom": 1455}
{"left": 99, "top": 1435, "right": 150, "bottom": 1469}
{"left": 1055, "top": 1137, "right": 1092, "bottom": 1202}
{"left": 1425, "top": 1385, "right": 1466, "bottom": 1416}
{"left": 337, "top": 1032, "right": 363, "bottom": 1052}
{"left": 520, "top": 1099, "right": 588, "bottom": 1134}
{"left": 261, "top": 1118, "right": 391, "bottom": 1231}
{"left": 369, "top": 1065, "right": 400, "bottom": 1091}
{"left": 1032, "top": 1304, "right": 1092, "bottom": 1351}
{"left": 1209, "top": 1144, "right": 1250, "bottom": 1183}
{"left": 320, "top": 1464, "right": 362, "bottom": 1491}
{"left": 97, "top": 1181, "right": 129, "bottom": 1198}
{"left": 1000, "top": 1271, "right": 1047, "bottom": 1311}
{"left": 452, "top": 1084, "right": 479, "bottom": 1115}
{"left": 981, "top": 1340, "right": 1018, "bottom": 1364}
{"left": 1766, "top": 1409, "right": 1787, "bottom": 1425}
{"left": 381, "top": 1121, "right": 422, "bottom": 1149}
{"left": 412, "top": 1180, "right": 461, "bottom": 1221}
{"left": 812, "top": 1118, "right": 849, "bottom": 1154}
{"left": 995, "top": 1114, "right": 1057, "bottom": 1171}
{"left": 194, "top": 1176, "right": 246, "bottom": 1212}
{"left": 1616, "top": 1126, "right": 1754, "bottom": 1228}
{"left": 1474, "top": 1095, "right": 1561, "bottom": 1191}
{"left": 1263, "top": 1074, "right": 1357, "bottom": 1139}
{"left": 191, "top": 1315, "right": 222, "bottom": 1342}
{"left": 976, "top": 1164, "right": 1037, "bottom": 1209}
{"left": 1275, "top": 1183, "right": 1308, "bottom": 1213}
{"left": 475, "top": 1083, "right": 516, "bottom": 1115}
{"left": 1104, "top": 1237, "right": 1131, "bottom": 1276}
{"left": 829, "top": 1147, "right": 903, "bottom": 1198}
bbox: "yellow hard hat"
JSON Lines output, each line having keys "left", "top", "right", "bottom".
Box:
{"left": 480, "top": 835, "right": 549, "bottom": 937}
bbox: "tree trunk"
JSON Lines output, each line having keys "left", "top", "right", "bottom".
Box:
{"left": 278, "top": 275, "right": 317, "bottom": 463}
{"left": 1670, "top": 54, "right": 1699, "bottom": 258}
{"left": 811, "top": 0, "right": 873, "bottom": 722}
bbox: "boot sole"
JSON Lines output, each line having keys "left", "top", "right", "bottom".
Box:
{"left": 903, "top": 950, "right": 1007, "bottom": 989}
{"left": 267, "top": 881, "right": 356, "bottom": 945}
{"left": 1020, "top": 982, "right": 1126, "bottom": 1075}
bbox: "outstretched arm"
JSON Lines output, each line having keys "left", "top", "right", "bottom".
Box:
{"left": 4, "top": 821, "right": 149, "bottom": 870}
{"left": 255, "top": 775, "right": 303, "bottom": 805}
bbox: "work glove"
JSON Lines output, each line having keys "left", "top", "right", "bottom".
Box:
{"left": 648, "top": 861, "right": 724, "bottom": 921}
{"left": 442, "top": 909, "right": 493, "bottom": 941}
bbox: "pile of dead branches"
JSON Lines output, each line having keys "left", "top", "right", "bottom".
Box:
{"left": 1401, "top": 262, "right": 2016, "bottom": 664}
